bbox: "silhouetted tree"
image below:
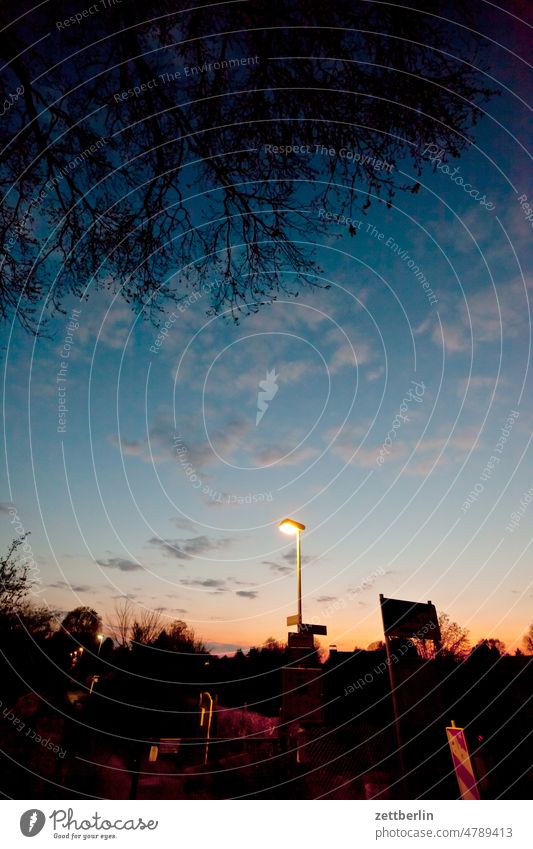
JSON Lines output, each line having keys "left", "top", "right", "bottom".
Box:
{"left": 0, "top": 1, "right": 496, "bottom": 330}
{"left": 522, "top": 623, "right": 533, "bottom": 655}
{"left": 414, "top": 611, "right": 470, "bottom": 660}
{"left": 154, "top": 619, "right": 207, "bottom": 654}
{"left": 0, "top": 534, "right": 33, "bottom": 613}
{"left": 0, "top": 535, "right": 57, "bottom": 636}
{"left": 60, "top": 605, "right": 102, "bottom": 648}
{"left": 470, "top": 637, "right": 506, "bottom": 662}
{"left": 111, "top": 597, "right": 134, "bottom": 648}
{"left": 130, "top": 608, "right": 163, "bottom": 647}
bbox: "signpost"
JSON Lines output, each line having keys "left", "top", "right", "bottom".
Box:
{"left": 379, "top": 594, "right": 442, "bottom": 794}
{"left": 446, "top": 722, "right": 481, "bottom": 800}
{"left": 380, "top": 594, "right": 441, "bottom": 642}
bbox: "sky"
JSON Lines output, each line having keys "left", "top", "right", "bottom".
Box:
{"left": 1, "top": 4, "right": 532, "bottom": 655}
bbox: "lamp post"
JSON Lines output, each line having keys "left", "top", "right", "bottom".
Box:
{"left": 279, "top": 518, "right": 306, "bottom": 625}
{"left": 97, "top": 634, "right": 104, "bottom": 655}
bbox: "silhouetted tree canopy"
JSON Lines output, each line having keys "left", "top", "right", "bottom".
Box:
{"left": 0, "top": 535, "right": 57, "bottom": 634}
{"left": 154, "top": 619, "right": 207, "bottom": 653}
{"left": 60, "top": 605, "right": 102, "bottom": 647}
{"left": 0, "top": 0, "right": 495, "bottom": 331}
{"left": 0, "top": 535, "right": 34, "bottom": 613}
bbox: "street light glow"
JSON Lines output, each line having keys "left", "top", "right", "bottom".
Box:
{"left": 279, "top": 518, "right": 305, "bottom": 534}
{"left": 279, "top": 518, "right": 305, "bottom": 625}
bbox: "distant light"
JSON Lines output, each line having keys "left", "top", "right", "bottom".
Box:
{"left": 279, "top": 518, "right": 305, "bottom": 535}
{"left": 97, "top": 634, "right": 104, "bottom": 641}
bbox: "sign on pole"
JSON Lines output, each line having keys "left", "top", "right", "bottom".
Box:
{"left": 446, "top": 723, "right": 481, "bottom": 800}
{"left": 299, "top": 622, "right": 327, "bottom": 635}
{"left": 380, "top": 594, "right": 441, "bottom": 641}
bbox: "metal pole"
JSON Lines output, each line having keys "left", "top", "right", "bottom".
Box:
{"left": 384, "top": 635, "right": 408, "bottom": 796}
{"left": 296, "top": 530, "right": 302, "bottom": 623}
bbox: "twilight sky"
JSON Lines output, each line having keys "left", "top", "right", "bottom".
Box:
{"left": 1, "top": 4, "right": 532, "bottom": 654}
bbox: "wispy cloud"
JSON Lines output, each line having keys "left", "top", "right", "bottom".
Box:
{"left": 253, "top": 444, "right": 318, "bottom": 466}
{"left": 148, "top": 535, "right": 233, "bottom": 561}
{"left": 180, "top": 577, "right": 228, "bottom": 594}
{"left": 97, "top": 557, "right": 144, "bottom": 572}
{"left": 428, "top": 278, "right": 532, "bottom": 354}
{"left": 263, "top": 560, "right": 292, "bottom": 575}
{"left": 47, "top": 580, "right": 92, "bottom": 592}
{"left": 236, "top": 590, "right": 258, "bottom": 599}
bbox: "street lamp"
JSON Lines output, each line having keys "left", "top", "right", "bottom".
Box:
{"left": 97, "top": 634, "right": 104, "bottom": 655}
{"left": 279, "top": 518, "right": 306, "bottom": 625}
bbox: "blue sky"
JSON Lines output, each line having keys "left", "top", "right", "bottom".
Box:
{"left": 2, "top": 27, "right": 532, "bottom": 654}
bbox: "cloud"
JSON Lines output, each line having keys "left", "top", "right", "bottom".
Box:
{"left": 316, "top": 595, "right": 337, "bottom": 603}
{"left": 254, "top": 444, "right": 318, "bottom": 466}
{"left": 172, "top": 517, "right": 197, "bottom": 531}
{"left": 281, "top": 551, "right": 314, "bottom": 565}
{"left": 110, "top": 435, "right": 145, "bottom": 457}
{"left": 180, "top": 578, "right": 226, "bottom": 588}
{"left": 403, "top": 427, "right": 481, "bottom": 476}
{"left": 428, "top": 278, "right": 532, "bottom": 354}
{"left": 431, "top": 321, "right": 468, "bottom": 353}
{"left": 0, "top": 502, "right": 15, "bottom": 515}
{"left": 264, "top": 561, "right": 292, "bottom": 575}
{"left": 456, "top": 376, "right": 497, "bottom": 397}
{"left": 367, "top": 366, "right": 384, "bottom": 382}
{"left": 148, "top": 535, "right": 233, "bottom": 561}
{"left": 236, "top": 590, "right": 258, "bottom": 599}
{"left": 329, "top": 340, "right": 373, "bottom": 373}
{"left": 227, "top": 577, "right": 257, "bottom": 587}
{"left": 110, "top": 407, "right": 175, "bottom": 464}
{"left": 78, "top": 299, "right": 135, "bottom": 351}
{"left": 47, "top": 581, "right": 92, "bottom": 592}
{"left": 97, "top": 557, "right": 144, "bottom": 572}
{"left": 180, "top": 577, "right": 228, "bottom": 594}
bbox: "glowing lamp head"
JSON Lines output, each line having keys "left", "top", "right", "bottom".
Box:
{"left": 279, "top": 518, "right": 305, "bottom": 534}
{"left": 97, "top": 634, "right": 104, "bottom": 641}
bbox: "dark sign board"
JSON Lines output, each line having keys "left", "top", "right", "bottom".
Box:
{"left": 299, "top": 622, "right": 327, "bottom": 636}
{"left": 288, "top": 632, "right": 315, "bottom": 650}
{"left": 380, "top": 594, "right": 441, "bottom": 641}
